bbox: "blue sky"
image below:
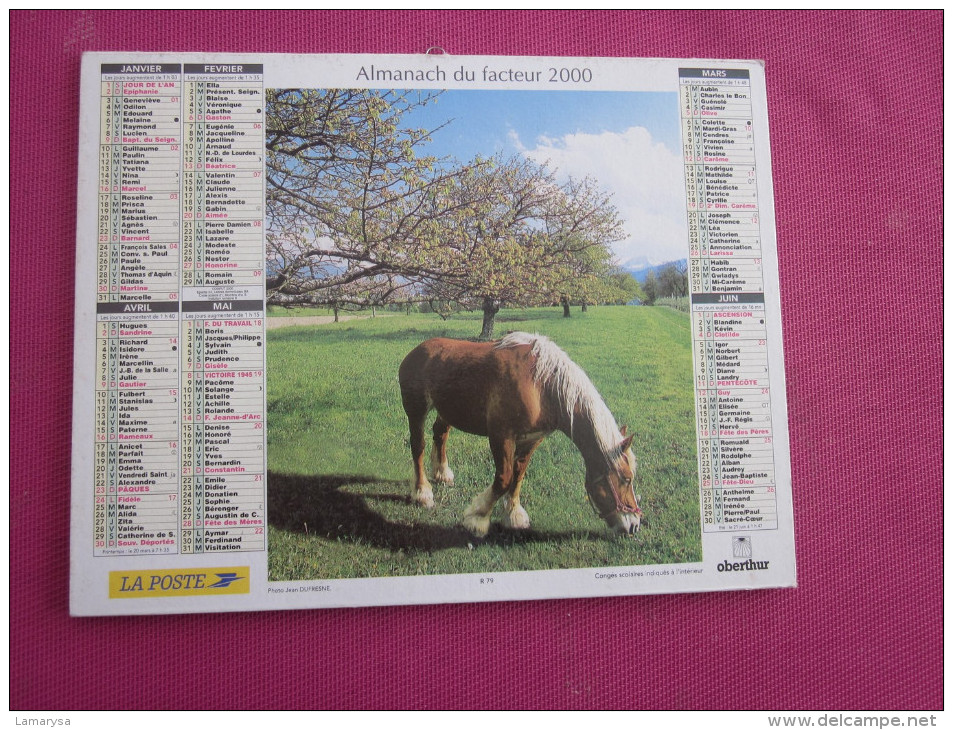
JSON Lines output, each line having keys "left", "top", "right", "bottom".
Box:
{"left": 401, "top": 90, "right": 688, "bottom": 267}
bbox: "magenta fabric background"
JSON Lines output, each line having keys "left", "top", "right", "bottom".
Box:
{"left": 10, "top": 11, "right": 942, "bottom": 710}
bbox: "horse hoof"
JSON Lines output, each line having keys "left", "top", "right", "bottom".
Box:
{"left": 411, "top": 488, "right": 435, "bottom": 509}
{"left": 432, "top": 469, "right": 454, "bottom": 486}
{"left": 462, "top": 512, "right": 491, "bottom": 538}
{"left": 502, "top": 505, "right": 531, "bottom": 530}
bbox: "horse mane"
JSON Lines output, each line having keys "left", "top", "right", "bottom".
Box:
{"left": 495, "top": 332, "right": 623, "bottom": 460}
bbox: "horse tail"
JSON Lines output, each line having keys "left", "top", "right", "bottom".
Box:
{"left": 398, "top": 343, "right": 431, "bottom": 417}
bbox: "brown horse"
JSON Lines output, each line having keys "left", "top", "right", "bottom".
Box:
{"left": 398, "top": 332, "right": 642, "bottom": 537}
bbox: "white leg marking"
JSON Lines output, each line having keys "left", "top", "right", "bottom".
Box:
{"left": 501, "top": 496, "right": 531, "bottom": 530}
{"left": 431, "top": 450, "right": 455, "bottom": 485}
{"left": 411, "top": 475, "right": 435, "bottom": 509}
{"left": 462, "top": 487, "right": 497, "bottom": 537}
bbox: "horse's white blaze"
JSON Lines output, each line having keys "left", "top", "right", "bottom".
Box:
{"left": 605, "top": 510, "right": 640, "bottom": 534}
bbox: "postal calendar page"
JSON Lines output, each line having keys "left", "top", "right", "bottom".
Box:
{"left": 71, "top": 52, "right": 795, "bottom": 615}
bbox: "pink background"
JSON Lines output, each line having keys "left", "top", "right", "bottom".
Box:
{"left": 10, "top": 11, "right": 942, "bottom": 710}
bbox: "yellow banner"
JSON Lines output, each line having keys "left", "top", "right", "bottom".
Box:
{"left": 109, "top": 567, "right": 250, "bottom": 598}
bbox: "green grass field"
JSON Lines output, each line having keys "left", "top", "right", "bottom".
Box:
{"left": 266, "top": 306, "right": 700, "bottom": 580}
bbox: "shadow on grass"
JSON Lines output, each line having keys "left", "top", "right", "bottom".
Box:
{"left": 267, "top": 470, "right": 610, "bottom": 554}
{"left": 268, "top": 471, "right": 468, "bottom": 552}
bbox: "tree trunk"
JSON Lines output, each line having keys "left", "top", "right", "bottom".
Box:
{"left": 562, "top": 297, "right": 571, "bottom": 318}
{"left": 480, "top": 297, "right": 500, "bottom": 340}
{"left": 333, "top": 303, "right": 339, "bottom": 322}
{"left": 581, "top": 301, "right": 588, "bottom": 312}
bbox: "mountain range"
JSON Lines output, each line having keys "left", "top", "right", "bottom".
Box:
{"left": 620, "top": 257, "right": 688, "bottom": 284}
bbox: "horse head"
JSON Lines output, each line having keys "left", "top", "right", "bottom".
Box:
{"left": 585, "top": 428, "right": 642, "bottom": 535}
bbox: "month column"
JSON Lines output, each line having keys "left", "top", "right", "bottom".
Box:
{"left": 180, "top": 64, "right": 266, "bottom": 554}
{"left": 680, "top": 68, "right": 778, "bottom": 533}
{"left": 94, "top": 64, "right": 182, "bottom": 555}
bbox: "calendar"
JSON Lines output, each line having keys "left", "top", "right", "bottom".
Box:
{"left": 71, "top": 53, "right": 795, "bottom": 615}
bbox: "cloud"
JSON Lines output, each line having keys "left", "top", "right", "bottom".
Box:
{"left": 519, "top": 126, "right": 687, "bottom": 266}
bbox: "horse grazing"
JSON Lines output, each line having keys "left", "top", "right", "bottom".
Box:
{"left": 398, "top": 332, "right": 642, "bottom": 537}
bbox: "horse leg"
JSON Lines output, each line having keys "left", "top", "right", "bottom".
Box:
{"left": 501, "top": 440, "right": 540, "bottom": 530}
{"left": 402, "top": 394, "right": 434, "bottom": 509}
{"left": 463, "top": 436, "right": 514, "bottom": 537}
{"left": 431, "top": 416, "right": 454, "bottom": 485}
